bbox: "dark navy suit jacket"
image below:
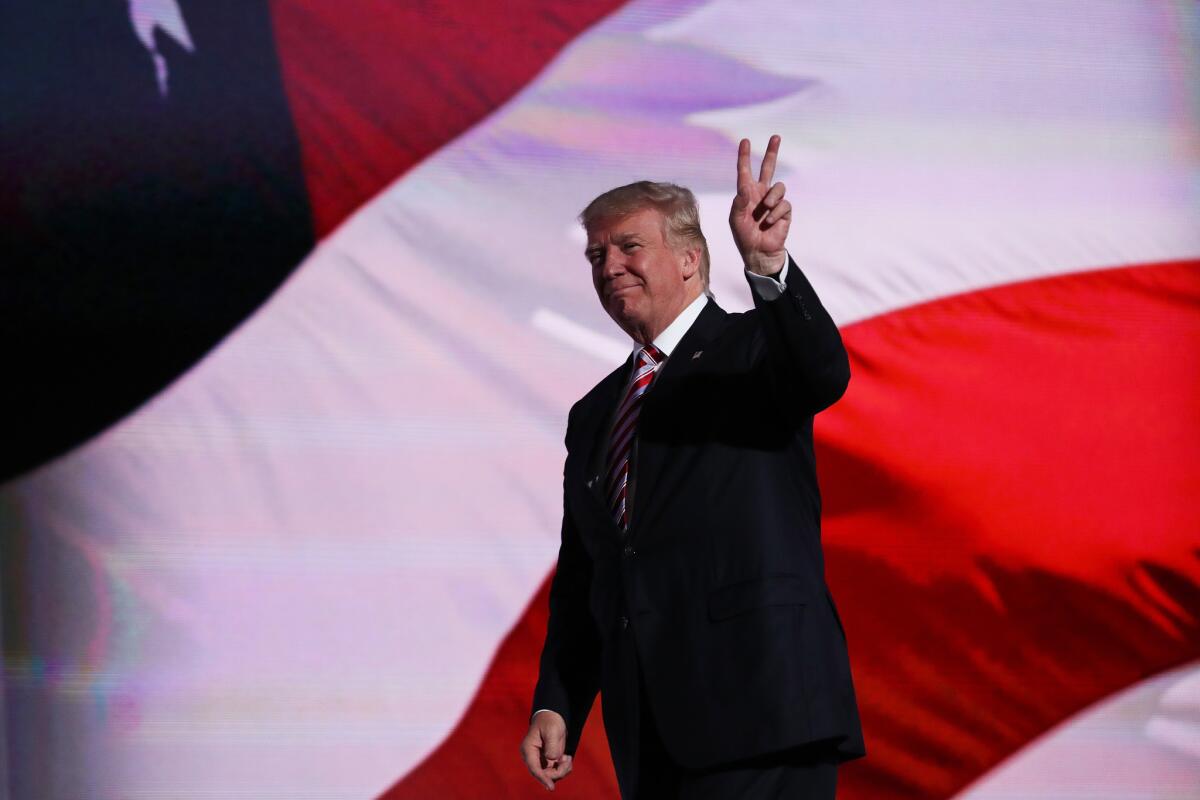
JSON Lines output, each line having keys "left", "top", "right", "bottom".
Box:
{"left": 532, "top": 257, "right": 865, "bottom": 787}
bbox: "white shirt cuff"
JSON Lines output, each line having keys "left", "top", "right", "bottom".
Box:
{"left": 745, "top": 254, "right": 790, "bottom": 301}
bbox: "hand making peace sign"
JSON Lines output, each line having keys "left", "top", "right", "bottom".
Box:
{"left": 729, "top": 134, "right": 791, "bottom": 276}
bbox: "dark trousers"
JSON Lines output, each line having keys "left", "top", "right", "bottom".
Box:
{"left": 626, "top": 667, "right": 839, "bottom": 799}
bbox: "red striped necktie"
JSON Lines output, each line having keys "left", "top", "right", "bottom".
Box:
{"left": 605, "top": 344, "right": 665, "bottom": 529}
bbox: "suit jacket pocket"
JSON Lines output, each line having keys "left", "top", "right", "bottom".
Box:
{"left": 707, "top": 574, "right": 809, "bottom": 622}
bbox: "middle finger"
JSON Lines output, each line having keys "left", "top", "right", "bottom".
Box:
{"left": 758, "top": 134, "right": 781, "bottom": 185}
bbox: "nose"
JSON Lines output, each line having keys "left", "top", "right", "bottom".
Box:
{"left": 599, "top": 245, "right": 626, "bottom": 279}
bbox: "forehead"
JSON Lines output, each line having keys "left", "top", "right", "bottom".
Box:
{"left": 585, "top": 206, "right": 666, "bottom": 246}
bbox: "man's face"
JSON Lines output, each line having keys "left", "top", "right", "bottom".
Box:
{"left": 585, "top": 207, "right": 696, "bottom": 341}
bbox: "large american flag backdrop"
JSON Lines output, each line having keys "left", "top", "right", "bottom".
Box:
{"left": 2, "top": 1, "right": 1198, "bottom": 798}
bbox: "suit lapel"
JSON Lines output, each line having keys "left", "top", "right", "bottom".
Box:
{"left": 572, "top": 354, "right": 633, "bottom": 529}
{"left": 630, "top": 300, "right": 728, "bottom": 534}
{"left": 569, "top": 299, "right": 728, "bottom": 537}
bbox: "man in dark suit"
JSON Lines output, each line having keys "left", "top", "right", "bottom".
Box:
{"left": 521, "top": 136, "right": 864, "bottom": 798}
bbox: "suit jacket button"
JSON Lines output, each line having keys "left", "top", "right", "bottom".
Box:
{"left": 618, "top": 616, "right": 629, "bottom": 630}
{"left": 622, "top": 544, "right": 636, "bottom": 559}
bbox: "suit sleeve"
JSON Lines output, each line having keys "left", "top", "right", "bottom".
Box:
{"left": 748, "top": 254, "right": 851, "bottom": 418}
{"left": 530, "top": 410, "right": 602, "bottom": 755}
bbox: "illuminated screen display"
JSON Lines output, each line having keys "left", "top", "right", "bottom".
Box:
{"left": 1, "top": 1, "right": 1197, "bottom": 798}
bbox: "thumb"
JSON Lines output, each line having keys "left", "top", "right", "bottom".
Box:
{"left": 542, "top": 728, "right": 565, "bottom": 761}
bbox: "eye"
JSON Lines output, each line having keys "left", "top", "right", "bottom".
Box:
{"left": 621, "top": 242, "right": 640, "bottom": 252}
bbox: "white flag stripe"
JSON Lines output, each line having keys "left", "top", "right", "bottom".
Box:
{"left": 955, "top": 662, "right": 1200, "bottom": 799}
{"left": 3, "top": 0, "right": 1196, "bottom": 796}
{"left": 532, "top": 307, "right": 627, "bottom": 363}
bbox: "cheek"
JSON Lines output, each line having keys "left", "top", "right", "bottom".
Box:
{"left": 637, "top": 259, "right": 672, "bottom": 292}
{"left": 606, "top": 288, "right": 646, "bottom": 319}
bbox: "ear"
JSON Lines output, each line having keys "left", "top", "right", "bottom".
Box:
{"left": 679, "top": 246, "right": 701, "bottom": 280}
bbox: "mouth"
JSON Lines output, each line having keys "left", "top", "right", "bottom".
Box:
{"left": 607, "top": 284, "right": 641, "bottom": 299}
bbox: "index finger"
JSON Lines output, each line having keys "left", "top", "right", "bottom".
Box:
{"left": 758, "top": 134, "right": 781, "bottom": 185}
{"left": 545, "top": 754, "right": 573, "bottom": 781}
{"left": 522, "top": 740, "right": 554, "bottom": 790}
{"left": 736, "top": 138, "right": 753, "bottom": 189}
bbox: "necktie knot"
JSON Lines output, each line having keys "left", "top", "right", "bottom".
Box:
{"left": 638, "top": 344, "right": 663, "bottom": 369}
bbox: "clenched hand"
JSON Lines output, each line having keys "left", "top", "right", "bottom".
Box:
{"left": 521, "top": 710, "right": 573, "bottom": 791}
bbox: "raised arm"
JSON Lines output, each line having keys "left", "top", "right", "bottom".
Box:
{"left": 729, "top": 135, "right": 850, "bottom": 417}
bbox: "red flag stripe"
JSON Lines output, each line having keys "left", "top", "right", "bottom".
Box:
{"left": 267, "top": 0, "right": 628, "bottom": 238}
{"left": 382, "top": 260, "right": 1200, "bottom": 799}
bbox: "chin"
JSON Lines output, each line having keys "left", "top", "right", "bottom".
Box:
{"left": 607, "top": 298, "right": 641, "bottom": 327}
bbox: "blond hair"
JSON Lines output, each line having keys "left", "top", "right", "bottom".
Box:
{"left": 579, "top": 181, "right": 710, "bottom": 292}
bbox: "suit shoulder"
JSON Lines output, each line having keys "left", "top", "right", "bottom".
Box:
{"left": 702, "top": 306, "right": 755, "bottom": 352}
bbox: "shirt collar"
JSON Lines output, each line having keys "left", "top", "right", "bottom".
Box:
{"left": 634, "top": 293, "right": 708, "bottom": 359}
